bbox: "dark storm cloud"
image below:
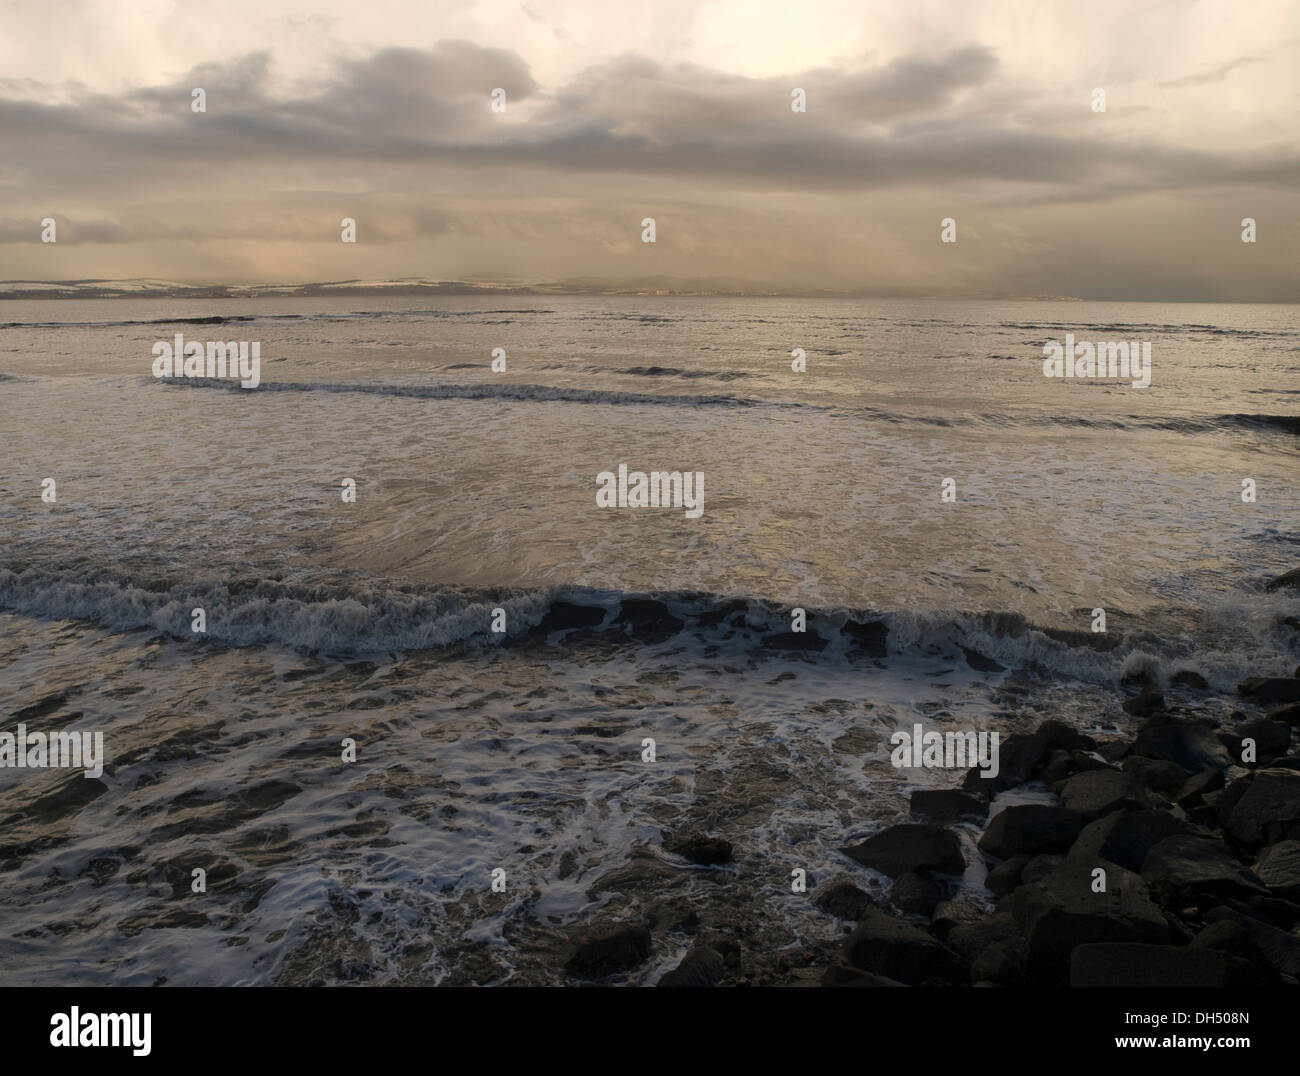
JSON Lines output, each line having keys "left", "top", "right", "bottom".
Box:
{"left": 2, "top": 38, "right": 1297, "bottom": 242}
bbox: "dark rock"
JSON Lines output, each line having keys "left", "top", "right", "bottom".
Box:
{"left": 1067, "top": 809, "right": 1188, "bottom": 873}
{"left": 843, "top": 908, "right": 966, "bottom": 985}
{"left": 1069, "top": 942, "right": 1264, "bottom": 987}
{"left": 1170, "top": 669, "right": 1210, "bottom": 690}
{"left": 1238, "top": 677, "right": 1300, "bottom": 705}
{"left": 1061, "top": 770, "right": 1148, "bottom": 819}
{"left": 820, "top": 965, "right": 906, "bottom": 987}
{"left": 971, "top": 943, "right": 1028, "bottom": 986}
{"left": 978, "top": 805, "right": 1084, "bottom": 859}
{"left": 930, "top": 900, "right": 985, "bottom": 939}
{"left": 566, "top": 923, "right": 652, "bottom": 976}
{"left": 890, "top": 872, "right": 942, "bottom": 916}
{"left": 613, "top": 599, "right": 684, "bottom": 642}
{"left": 1141, "top": 835, "right": 1267, "bottom": 902}
{"left": 1265, "top": 567, "right": 1300, "bottom": 592}
{"left": 1097, "top": 741, "right": 1130, "bottom": 763}
{"left": 535, "top": 601, "right": 606, "bottom": 634}
{"left": 962, "top": 732, "right": 1049, "bottom": 794}
{"left": 1267, "top": 702, "right": 1300, "bottom": 726}
{"left": 1042, "top": 750, "right": 1075, "bottom": 784}
{"left": 1037, "top": 720, "right": 1094, "bottom": 752}
{"left": 1012, "top": 861, "right": 1168, "bottom": 981}
{"left": 1122, "top": 690, "right": 1165, "bottom": 718}
{"left": 1133, "top": 723, "right": 1233, "bottom": 773}
{"left": 909, "top": 788, "right": 986, "bottom": 823}
{"left": 843, "top": 618, "right": 888, "bottom": 657}
{"left": 1203, "top": 906, "right": 1300, "bottom": 978}
{"left": 1225, "top": 768, "right": 1300, "bottom": 849}
{"left": 670, "top": 836, "right": 733, "bottom": 865}
{"left": 1254, "top": 840, "right": 1300, "bottom": 900}
{"left": 961, "top": 646, "right": 1004, "bottom": 672}
{"left": 840, "top": 823, "right": 964, "bottom": 878}
{"left": 1122, "top": 756, "right": 1189, "bottom": 798}
{"left": 1069, "top": 750, "right": 1114, "bottom": 773}
{"left": 812, "top": 878, "right": 875, "bottom": 920}
{"left": 1189, "top": 919, "right": 1277, "bottom": 981}
{"left": 1021, "top": 854, "right": 1065, "bottom": 885}
{"left": 985, "top": 853, "right": 1031, "bottom": 897}
{"left": 1175, "top": 768, "right": 1225, "bottom": 808}
{"left": 946, "top": 911, "right": 1024, "bottom": 962}
{"left": 1229, "top": 718, "right": 1291, "bottom": 763}
{"left": 656, "top": 945, "right": 725, "bottom": 987}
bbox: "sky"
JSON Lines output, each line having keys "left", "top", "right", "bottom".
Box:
{"left": 0, "top": 0, "right": 1297, "bottom": 299}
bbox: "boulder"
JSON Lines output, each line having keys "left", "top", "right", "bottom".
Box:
{"left": 566, "top": 923, "right": 652, "bottom": 976}
{"left": 1170, "top": 669, "right": 1209, "bottom": 690}
{"left": 1122, "top": 690, "right": 1165, "bottom": 718}
{"left": 1061, "top": 769, "right": 1148, "bottom": 819}
{"left": 1267, "top": 702, "right": 1300, "bottom": 726}
{"left": 1254, "top": 840, "right": 1300, "bottom": 900}
{"left": 1067, "top": 809, "right": 1188, "bottom": 873}
{"left": 1141, "top": 834, "right": 1267, "bottom": 902}
{"left": 1174, "top": 769, "right": 1225, "bottom": 808}
{"left": 978, "top": 805, "right": 1084, "bottom": 859}
{"left": 962, "top": 732, "right": 1049, "bottom": 794}
{"left": 946, "top": 911, "right": 1023, "bottom": 963}
{"left": 656, "top": 945, "right": 725, "bottom": 987}
{"left": 812, "top": 878, "right": 876, "bottom": 920}
{"left": 930, "top": 900, "right": 986, "bottom": 939}
{"left": 1238, "top": 678, "right": 1300, "bottom": 705}
{"left": 843, "top": 908, "right": 966, "bottom": 985}
{"left": 1132, "top": 723, "right": 1233, "bottom": 772}
{"left": 1012, "top": 862, "right": 1168, "bottom": 980}
{"left": 909, "top": 788, "right": 986, "bottom": 823}
{"left": 1225, "top": 768, "right": 1300, "bottom": 849}
{"left": 890, "top": 871, "right": 942, "bottom": 916}
{"left": 1265, "top": 567, "right": 1300, "bottom": 592}
{"left": 1122, "top": 756, "right": 1189, "bottom": 798}
{"left": 1203, "top": 906, "right": 1300, "bottom": 979}
{"left": 840, "top": 823, "right": 964, "bottom": 878}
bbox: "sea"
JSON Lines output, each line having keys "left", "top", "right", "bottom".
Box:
{"left": 1, "top": 295, "right": 1297, "bottom": 984}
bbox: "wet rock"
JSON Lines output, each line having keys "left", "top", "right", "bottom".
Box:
{"left": 1141, "top": 834, "right": 1267, "bottom": 902}
{"left": 669, "top": 836, "right": 733, "bottom": 865}
{"left": 961, "top": 646, "right": 1004, "bottom": 672}
{"left": 1069, "top": 942, "right": 1265, "bottom": 987}
{"left": 1122, "top": 690, "right": 1165, "bottom": 718}
{"left": 890, "top": 872, "right": 942, "bottom": 916}
{"left": 946, "top": 911, "right": 1024, "bottom": 962}
{"left": 1203, "top": 906, "right": 1300, "bottom": 978}
{"left": 566, "top": 923, "right": 652, "bottom": 977}
{"left": 1061, "top": 770, "right": 1148, "bottom": 819}
{"left": 1267, "top": 701, "right": 1300, "bottom": 726}
{"left": 1122, "top": 756, "right": 1189, "bottom": 798}
{"left": 962, "top": 732, "right": 1049, "bottom": 794}
{"left": 1012, "top": 862, "right": 1168, "bottom": 981}
{"left": 840, "top": 823, "right": 964, "bottom": 878}
{"left": 1254, "top": 840, "right": 1300, "bottom": 900}
{"left": 820, "top": 965, "right": 906, "bottom": 987}
{"left": 656, "top": 945, "right": 725, "bottom": 987}
{"left": 1042, "top": 750, "right": 1075, "bottom": 784}
{"left": 1265, "top": 567, "right": 1300, "bottom": 592}
{"left": 985, "top": 853, "right": 1031, "bottom": 897}
{"left": 1067, "top": 809, "right": 1188, "bottom": 873}
{"left": 1170, "top": 669, "right": 1210, "bottom": 690}
{"left": 534, "top": 601, "right": 606, "bottom": 635}
{"left": 1238, "top": 677, "right": 1300, "bottom": 705}
{"left": 909, "top": 788, "right": 986, "bottom": 823}
{"left": 843, "top": 908, "right": 966, "bottom": 985}
{"left": 843, "top": 618, "right": 888, "bottom": 657}
{"left": 1225, "top": 768, "right": 1300, "bottom": 849}
{"left": 1037, "top": 720, "right": 1095, "bottom": 752}
{"left": 971, "top": 942, "right": 1028, "bottom": 986}
{"left": 1021, "top": 854, "right": 1065, "bottom": 886}
{"left": 1132, "top": 722, "right": 1233, "bottom": 773}
{"left": 812, "top": 878, "right": 875, "bottom": 920}
{"left": 613, "top": 599, "right": 684, "bottom": 642}
{"left": 930, "top": 900, "right": 985, "bottom": 940}
{"left": 978, "top": 805, "right": 1084, "bottom": 859}
{"left": 1226, "top": 718, "right": 1291, "bottom": 763}
{"left": 1175, "top": 768, "right": 1225, "bottom": 808}
{"left": 1097, "top": 741, "right": 1130, "bottom": 764}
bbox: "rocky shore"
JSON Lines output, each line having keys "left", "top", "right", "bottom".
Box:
{"left": 557, "top": 660, "right": 1300, "bottom": 988}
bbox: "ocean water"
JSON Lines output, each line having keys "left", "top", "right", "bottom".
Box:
{"left": 1, "top": 295, "right": 1298, "bottom": 985}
